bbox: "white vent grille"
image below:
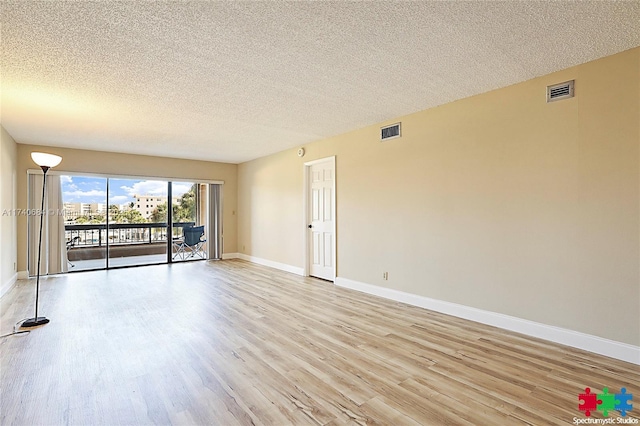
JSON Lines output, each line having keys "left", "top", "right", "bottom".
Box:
{"left": 381, "top": 123, "right": 401, "bottom": 141}
{"left": 547, "top": 80, "right": 574, "bottom": 102}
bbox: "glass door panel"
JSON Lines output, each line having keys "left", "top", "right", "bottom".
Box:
{"left": 62, "top": 175, "right": 108, "bottom": 271}
{"left": 171, "top": 182, "right": 207, "bottom": 262}
{"left": 108, "top": 178, "right": 168, "bottom": 267}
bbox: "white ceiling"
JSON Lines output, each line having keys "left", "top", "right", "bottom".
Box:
{"left": 2, "top": 1, "right": 639, "bottom": 164}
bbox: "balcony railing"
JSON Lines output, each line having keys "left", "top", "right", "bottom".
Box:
{"left": 65, "top": 222, "right": 195, "bottom": 247}
{"left": 65, "top": 222, "right": 200, "bottom": 264}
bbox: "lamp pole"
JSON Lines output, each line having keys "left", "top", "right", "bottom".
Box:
{"left": 22, "top": 152, "right": 61, "bottom": 328}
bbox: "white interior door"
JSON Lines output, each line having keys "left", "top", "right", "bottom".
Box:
{"left": 308, "top": 158, "right": 335, "bottom": 281}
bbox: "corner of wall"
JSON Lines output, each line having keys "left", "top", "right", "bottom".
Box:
{"left": 1, "top": 125, "right": 19, "bottom": 294}
{"left": 0, "top": 273, "right": 18, "bottom": 299}
{"left": 237, "top": 253, "right": 304, "bottom": 276}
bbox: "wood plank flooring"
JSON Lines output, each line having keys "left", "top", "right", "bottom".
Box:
{"left": 1, "top": 259, "right": 638, "bottom": 425}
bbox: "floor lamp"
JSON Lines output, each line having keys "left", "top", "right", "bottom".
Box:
{"left": 22, "top": 152, "right": 62, "bottom": 328}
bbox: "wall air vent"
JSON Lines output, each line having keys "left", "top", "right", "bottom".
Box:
{"left": 547, "top": 80, "right": 574, "bottom": 103}
{"left": 381, "top": 123, "right": 401, "bottom": 141}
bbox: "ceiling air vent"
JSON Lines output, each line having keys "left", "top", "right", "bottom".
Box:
{"left": 547, "top": 80, "right": 574, "bottom": 103}
{"left": 381, "top": 123, "right": 401, "bottom": 141}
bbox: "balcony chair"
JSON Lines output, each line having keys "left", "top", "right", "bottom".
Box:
{"left": 173, "top": 226, "right": 206, "bottom": 260}
{"left": 66, "top": 236, "right": 80, "bottom": 267}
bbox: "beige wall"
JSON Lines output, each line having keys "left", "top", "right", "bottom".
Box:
{"left": 238, "top": 150, "right": 307, "bottom": 263}
{"left": 15, "top": 145, "right": 238, "bottom": 272}
{"left": 239, "top": 48, "right": 640, "bottom": 346}
{"left": 1, "top": 126, "right": 19, "bottom": 293}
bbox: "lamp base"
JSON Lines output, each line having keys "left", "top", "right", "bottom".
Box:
{"left": 21, "top": 317, "right": 49, "bottom": 328}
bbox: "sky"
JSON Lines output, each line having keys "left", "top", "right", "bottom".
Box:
{"left": 61, "top": 176, "right": 193, "bottom": 205}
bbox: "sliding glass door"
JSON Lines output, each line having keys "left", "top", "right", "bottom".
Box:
{"left": 107, "top": 178, "right": 168, "bottom": 267}
{"left": 171, "top": 182, "right": 208, "bottom": 262}
{"left": 57, "top": 175, "right": 213, "bottom": 272}
{"left": 61, "top": 175, "right": 108, "bottom": 271}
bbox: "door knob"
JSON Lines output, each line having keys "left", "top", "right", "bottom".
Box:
{"left": 308, "top": 224, "right": 312, "bottom": 228}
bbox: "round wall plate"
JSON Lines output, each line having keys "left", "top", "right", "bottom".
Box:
{"left": 297, "top": 148, "right": 305, "bottom": 157}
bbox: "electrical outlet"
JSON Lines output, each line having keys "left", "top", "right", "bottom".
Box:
{"left": 14, "top": 262, "right": 17, "bottom": 272}
{"left": 383, "top": 272, "right": 388, "bottom": 280}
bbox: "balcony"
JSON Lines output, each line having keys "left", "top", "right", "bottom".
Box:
{"left": 66, "top": 222, "right": 204, "bottom": 269}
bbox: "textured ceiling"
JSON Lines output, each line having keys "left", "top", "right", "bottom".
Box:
{"left": 1, "top": 1, "right": 639, "bottom": 164}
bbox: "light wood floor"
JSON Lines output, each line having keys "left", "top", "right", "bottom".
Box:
{"left": 1, "top": 260, "right": 638, "bottom": 425}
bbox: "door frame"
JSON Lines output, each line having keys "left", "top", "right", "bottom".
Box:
{"left": 303, "top": 155, "right": 336, "bottom": 280}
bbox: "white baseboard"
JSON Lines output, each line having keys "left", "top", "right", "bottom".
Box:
{"left": 18, "top": 270, "right": 28, "bottom": 280}
{"left": 222, "top": 252, "right": 239, "bottom": 260}
{"left": 335, "top": 277, "right": 640, "bottom": 365}
{"left": 237, "top": 253, "right": 304, "bottom": 276}
{"left": 0, "top": 272, "right": 18, "bottom": 299}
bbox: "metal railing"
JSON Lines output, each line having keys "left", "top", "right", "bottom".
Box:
{"left": 65, "top": 222, "right": 195, "bottom": 247}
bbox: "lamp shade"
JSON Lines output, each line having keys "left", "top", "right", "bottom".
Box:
{"left": 31, "top": 152, "right": 62, "bottom": 168}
